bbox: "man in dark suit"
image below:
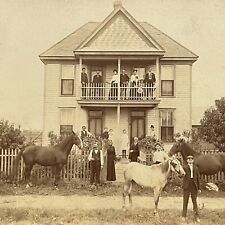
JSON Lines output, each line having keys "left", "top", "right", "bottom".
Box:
{"left": 182, "top": 155, "right": 201, "bottom": 223}
{"left": 81, "top": 68, "right": 88, "bottom": 98}
{"left": 129, "top": 137, "right": 139, "bottom": 162}
{"left": 93, "top": 71, "right": 103, "bottom": 99}
{"left": 143, "top": 68, "right": 156, "bottom": 99}
{"left": 120, "top": 69, "right": 129, "bottom": 99}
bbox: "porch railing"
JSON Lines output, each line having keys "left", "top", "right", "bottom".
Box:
{"left": 81, "top": 82, "right": 156, "bottom": 100}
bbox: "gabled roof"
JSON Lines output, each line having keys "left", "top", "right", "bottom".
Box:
{"left": 39, "top": 7, "right": 198, "bottom": 59}
{"left": 75, "top": 6, "right": 164, "bottom": 53}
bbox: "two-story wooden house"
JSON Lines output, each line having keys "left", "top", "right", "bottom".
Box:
{"left": 39, "top": 1, "right": 198, "bottom": 154}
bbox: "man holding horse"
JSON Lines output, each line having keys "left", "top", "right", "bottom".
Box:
{"left": 182, "top": 155, "right": 201, "bottom": 223}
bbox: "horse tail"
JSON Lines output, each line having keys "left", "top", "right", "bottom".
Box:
{"left": 12, "top": 147, "right": 26, "bottom": 179}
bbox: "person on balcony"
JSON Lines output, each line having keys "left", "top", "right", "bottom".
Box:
{"left": 109, "top": 69, "right": 119, "bottom": 100}
{"left": 143, "top": 68, "right": 156, "bottom": 99}
{"left": 81, "top": 68, "right": 89, "bottom": 99}
{"left": 120, "top": 69, "right": 129, "bottom": 99}
{"left": 129, "top": 137, "right": 139, "bottom": 162}
{"left": 130, "top": 69, "right": 139, "bottom": 100}
{"left": 93, "top": 71, "right": 103, "bottom": 99}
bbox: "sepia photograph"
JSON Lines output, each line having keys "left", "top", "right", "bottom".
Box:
{"left": 0, "top": 0, "right": 225, "bottom": 224}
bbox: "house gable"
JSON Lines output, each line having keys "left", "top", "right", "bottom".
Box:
{"left": 76, "top": 7, "right": 164, "bottom": 53}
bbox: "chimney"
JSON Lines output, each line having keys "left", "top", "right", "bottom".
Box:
{"left": 113, "top": 0, "right": 122, "bottom": 10}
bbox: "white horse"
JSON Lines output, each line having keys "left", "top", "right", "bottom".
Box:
{"left": 122, "top": 157, "right": 185, "bottom": 215}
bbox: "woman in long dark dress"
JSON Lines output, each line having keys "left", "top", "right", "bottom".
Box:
{"left": 107, "top": 140, "right": 116, "bottom": 181}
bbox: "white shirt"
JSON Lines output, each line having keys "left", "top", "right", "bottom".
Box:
{"left": 120, "top": 133, "right": 129, "bottom": 150}
{"left": 110, "top": 74, "right": 119, "bottom": 83}
{"left": 153, "top": 150, "right": 168, "bottom": 163}
{"left": 188, "top": 164, "right": 193, "bottom": 178}
{"left": 88, "top": 149, "right": 104, "bottom": 166}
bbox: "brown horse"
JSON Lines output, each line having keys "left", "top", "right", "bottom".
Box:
{"left": 13, "top": 132, "right": 83, "bottom": 187}
{"left": 168, "top": 139, "right": 225, "bottom": 175}
{"left": 122, "top": 157, "right": 185, "bottom": 216}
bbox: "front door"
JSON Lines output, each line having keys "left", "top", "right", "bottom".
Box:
{"left": 88, "top": 110, "right": 103, "bottom": 137}
{"left": 130, "top": 111, "right": 145, "bottom": 142}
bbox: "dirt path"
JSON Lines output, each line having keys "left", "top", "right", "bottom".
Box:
{"left": 0, "top": 195, "right": 225, "bottom": 210}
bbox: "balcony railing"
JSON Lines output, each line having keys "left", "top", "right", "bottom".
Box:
{"left": 81, "top": 82, "right": 156, "bottom": 100}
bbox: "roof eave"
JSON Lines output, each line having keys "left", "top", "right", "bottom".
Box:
{"left": 74, "top": 50, "right": 165, "bottom": 56}
{"left": 162, "top": 56, "right": 199, "bottom": 62}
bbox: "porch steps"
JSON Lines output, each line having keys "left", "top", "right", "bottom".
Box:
{"left": 115, "top": 158, "right": 129, "bottom": 183}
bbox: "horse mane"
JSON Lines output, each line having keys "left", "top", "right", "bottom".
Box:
{"left": 180, "top": 142, "right": 199, "bottom": 158}
{"left": 54, "top": 134, "right": 74, "bottom": 153}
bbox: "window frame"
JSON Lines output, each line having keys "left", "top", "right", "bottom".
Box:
{"left": 60, "top": 125, "right": 73, "bottom": 136}
{"left": 160, "top": 65, "right": 175, "bottom": 97}
{"left": 61, "top": 79, "right": 74, "bottom": 96}
{"left": 160, "top": 109, "right": 175, "bottom": 143}
{"left": 161, "top": 80, "right": 174, "bottom": 97}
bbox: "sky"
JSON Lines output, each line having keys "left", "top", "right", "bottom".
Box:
{"left": 0, "top": 0, "right": 225, "bottom": 130}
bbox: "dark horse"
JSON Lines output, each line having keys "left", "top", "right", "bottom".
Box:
{"left": 168, "top": 139, "right": 225, "bottom": 175}
{"left": 13, "top": 131, "right": 83, "bottom": 187}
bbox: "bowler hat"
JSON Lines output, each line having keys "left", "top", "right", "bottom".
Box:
{"left": 187, "top": 155, "right": 194, "bottom": 159}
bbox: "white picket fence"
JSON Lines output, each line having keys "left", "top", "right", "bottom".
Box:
{"left": 0, "top": 148, "right": 90, "bottom": 181}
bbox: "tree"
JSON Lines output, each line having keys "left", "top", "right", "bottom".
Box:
{"left": 200, "top": 97, "right": 225, "bottom": 151}
{"left": 0, "top": 119, "right": 26, "bottom": 149}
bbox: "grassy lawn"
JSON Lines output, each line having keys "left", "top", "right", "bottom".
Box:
{"left": 0, "top": 207, "right": 225, "bottom": 225}
{"left": 0, "top": 179, "right": 225, "bottom": 198}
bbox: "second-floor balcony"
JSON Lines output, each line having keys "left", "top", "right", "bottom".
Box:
{"left": 81, "top": 82, "right": 156, "bottom": 101}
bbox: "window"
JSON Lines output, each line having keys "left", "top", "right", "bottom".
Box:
{"left": 88, "top": 110, "right": 103, "bottom": 137}
{"left": 161, "top": 80, "right": 174, "bottom": 96}
{"left": 60, "top": 108, "right": 74, "bottom": 136}
{"left": 61, "top": 65, "right": 75, "bottom": 95}
{"left": 130, "top": 111, "right": 145, "bottom": 141}
{"left": 161, "top": 65, "right": 174, "bottom": 96}
{"left": 61, "top": 79, "right": 74, "bottom": 95}
{"left": 160, "top": 109, "right": 174, "bottom": 142}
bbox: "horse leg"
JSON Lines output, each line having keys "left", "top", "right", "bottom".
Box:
{"left": 24, "top": 163, "right": 34, "bottom": 188}
{"left": 122, "top": 181, "right": 132, "bottom": 209}
{"left": 153, "top": 187, "right": 162, "bottom": 216}
{"left": 54, "top": 165, "right": 62, "bottom": 187}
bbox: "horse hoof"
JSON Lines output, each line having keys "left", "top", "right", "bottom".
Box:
{"left": 154, "top": 211, "right": 159, "bottom": 217}
{"left": 54, "top": 186, "right": 59, "bottom": 190}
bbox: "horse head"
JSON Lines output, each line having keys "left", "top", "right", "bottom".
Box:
{"left": 169, "top": 156, "right": 185, "bottom": 177}
{"left": 168, "top": 139, "right": 185, "bottom": 157}
{"left": 71, "top": 131, "right": 83, "bottom": 149}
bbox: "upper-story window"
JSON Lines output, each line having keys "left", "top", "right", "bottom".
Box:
{"left": 61, "top": 65, "right": 75, "bottom": 95}
{"left": 59, "top": 108, "right": 74, "bottom": 136}
{"left": 161, "top": 65, "right": 174, "bottom": 97}
{"left": 160, "top": 109, "right": 174, "bottom": 142}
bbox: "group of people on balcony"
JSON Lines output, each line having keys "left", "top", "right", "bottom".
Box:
{"left": 81, "top": 67, "right": 156, "bottom": 100}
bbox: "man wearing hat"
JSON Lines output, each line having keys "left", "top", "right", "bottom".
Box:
{"left": 182, "top": 155, "right": 201, "bottom": 223}
{"left": 88, "top": 142, "right": 104, "bottom": 185}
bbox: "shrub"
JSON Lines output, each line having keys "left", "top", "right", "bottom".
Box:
{"left": 0, "top": 119, "right": 26, "bottom": 149}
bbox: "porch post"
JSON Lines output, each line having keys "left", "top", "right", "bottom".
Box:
{"left": 78, "top": 57, "right": 83, "bottom": 98}
{"left": 118, "top": 57, "right": 121, "bottom": 100}
{"left": 116, "top": 103, "right": 121, "bottom": 156}
{"left": 156, "top": 57, "right": 160, "bottom": 98}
